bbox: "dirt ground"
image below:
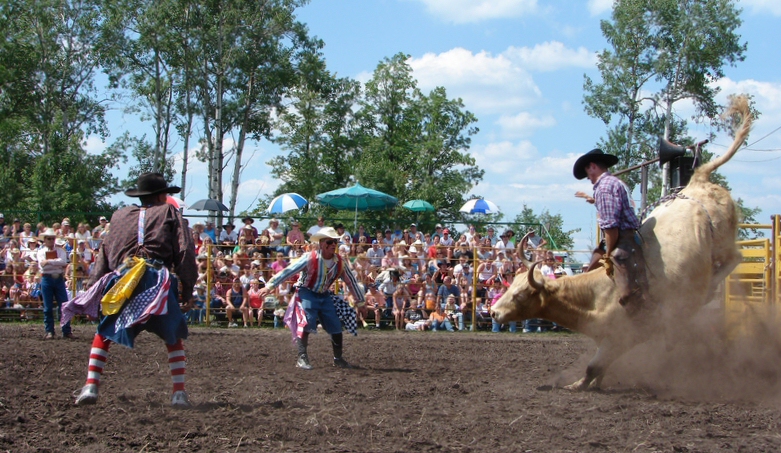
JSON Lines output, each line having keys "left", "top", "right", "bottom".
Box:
{"left": 2, "top": 323, "right": 781, "bottom": 452}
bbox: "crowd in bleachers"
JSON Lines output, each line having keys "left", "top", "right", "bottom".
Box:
{"left": 0, "top": 213, "right": 109, "bottom": 313}
{"left": 193, "top": 215, "right": 570, "bottom": 333}
{"left": 0, "top": 210, "right": 570, "bottom": 333}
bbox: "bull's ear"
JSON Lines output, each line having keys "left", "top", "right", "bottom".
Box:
{"left": 527, "top": 262, "right": 546, "bottom": 292}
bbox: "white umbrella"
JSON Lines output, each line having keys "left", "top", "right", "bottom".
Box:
{"left": 459, "top": 198, "right": 500, "bottom": 214}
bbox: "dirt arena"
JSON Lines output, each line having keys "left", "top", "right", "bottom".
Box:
{"left": 2, "top": 322, "right": 781, "bottom": 452}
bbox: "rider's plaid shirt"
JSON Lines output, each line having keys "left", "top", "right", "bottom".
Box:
{"left": 594, "top": 172, "right": 640, "bottom": 231}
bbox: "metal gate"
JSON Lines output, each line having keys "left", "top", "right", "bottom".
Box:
{"left": 723, "top": 215, "right": 780, "bottom": 335}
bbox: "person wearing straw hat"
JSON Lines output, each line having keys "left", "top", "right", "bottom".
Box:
{"left": 68, "top": 172, "right": 197, "bottom": 408}
{"left": 258, "top": 227, "right": 365, "bottom": 370}
{"left": 573, "top": 148, "right": 649, "bottom": 312}
{"left": 36, "top": 227, "right": 73, "bottom": 340}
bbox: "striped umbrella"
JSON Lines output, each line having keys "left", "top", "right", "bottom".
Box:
{"left": 459, "top": 198, "right": 500, "bottom": 215}
{"left": 267, "top": 193, "right": 308, "bottom": 214}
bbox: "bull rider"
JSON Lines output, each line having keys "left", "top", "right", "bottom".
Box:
{"left": 573, "top": 149, "right": 650, "bottom": 312}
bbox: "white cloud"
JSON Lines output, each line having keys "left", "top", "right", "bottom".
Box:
{"left": 503, "top": 41, "right": 597, "bottom": 72}
{"left": 83, "top": 136, "right": 107, "bottom": 154}
{"left": 742, "top": 0, "right": 781, "bottom": 16}
{"left": 409, "top": 48, "right": 541, "bottom": 114}
{"left": 496, "top": 112, "right": 556, "bottom": 138}
{"left": 415, "top": 0, "right": 537, "bottom": 24}
{"left": 472, "top": 140, "right": 539, "bottom": 175}
{"left": 587, "top": 0, "right": 613, "bottom": 16}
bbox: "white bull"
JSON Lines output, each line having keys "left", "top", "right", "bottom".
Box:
{"left": 491, "top": 96, "right": 752, "bottom": 390}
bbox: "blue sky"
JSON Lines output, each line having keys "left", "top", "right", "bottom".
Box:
{"left": 103, "top": 0, "right": 781, "bottom": 255}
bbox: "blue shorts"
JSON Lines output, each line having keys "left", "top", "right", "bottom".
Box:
{"left": 298, "top": 287, "right": 342, "bottom": 335}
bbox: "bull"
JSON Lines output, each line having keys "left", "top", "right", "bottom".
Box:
{"left": 491, "top": 96, "right": 752, "bottom": 390}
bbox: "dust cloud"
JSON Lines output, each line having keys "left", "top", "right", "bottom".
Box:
{"left": 560, "top": 298, "right": 781, "bottom": 403}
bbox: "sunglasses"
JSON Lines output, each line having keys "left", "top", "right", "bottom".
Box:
{"left": 323, "top": 239, "right": 337, "bottom": 246}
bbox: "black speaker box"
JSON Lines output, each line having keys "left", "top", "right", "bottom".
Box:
{"left": 669, "top": 156, "right": 695, "bottom": 188}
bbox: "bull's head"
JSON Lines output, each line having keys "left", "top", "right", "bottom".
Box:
{"left": 491, "top": 261, "right": 551, "bottom": 324}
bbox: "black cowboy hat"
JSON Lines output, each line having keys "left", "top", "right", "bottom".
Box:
{"left": 223, "top": 223, "right": 235, "bottom": 230}
{"left": 241, "top": 216, "right": 254, "bottom": 224}
{"left": 573, "top": 148, "right": 619, "bottom": 180}
{"left": 125, "top": 172, "right": 181, "bottom": 197}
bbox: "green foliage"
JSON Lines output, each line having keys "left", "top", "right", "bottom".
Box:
{"left": 508, "top": 205, "right": 580, "bottom": 251}
{"left": 269, "top": 53, "right": 483, "bottom": 228}
{"left": 584, "top": 0, "right": 748, "bottom": 205}
{"left": 0, "top": 0, "right": 122, "bottom": 217}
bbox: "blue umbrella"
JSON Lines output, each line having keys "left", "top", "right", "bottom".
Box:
{"left": 459, "top": 198, "right": 499, "bottom": 215}
{"left": 266, "top": 193, "right": 308, "bottom": 214}
{"left": 316, "top": 183, "right": 398, "bottom": 229}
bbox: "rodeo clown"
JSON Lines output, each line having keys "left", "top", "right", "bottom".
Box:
{"left": 258, "top": 226, "right": 364, "bottom": 370}
{"left": 63, "top": 173, "right": 197, "bottom": 407}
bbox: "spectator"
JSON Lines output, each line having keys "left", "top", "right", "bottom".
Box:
{"left": 247, "top": 279, "right": 264, "bottom": 326}
{"left": 203, "top": 221, "right": 217, "bottom": 242}
{"left": 378, "top": 268, "right": 404, "bottom": 330}
{"left": 404, "top": 302, "right": 428, "bottom": 331}
{"left": 381, "top": 228, "right": 394, "bottom": 253}
{"left": 366, "top": 240, "right": 384, "bottom": 269}
{"left": 352, "top": 225, "right": 370, "bottom": 244}
{"left": 75, "top": 223, "right": 91, "bottom": 242}
{"left": 220, "top": 224, "right": 238, "bottom": 246}
{"left": 37, "top": 228, "right": 73, "bottom": 340}
{"left": 189, "top": 284, "right": 206, "bottom": 325}
{"left": 409, "top": 223, "right": 423, "bottom": 242}
{"left": 95, "top": 216, "right": 109, "bottom": 233}
{"left": 436, "top": 276, "right": 460, "bottom": 310}
{"left": 240, "top": 216, "right": 258, "bottom": 241}
{"left": 485, "top": 226, "right": 498, "bottom": 246}
{"left": 306, "top": 216, "right": 325, "bottom": 239}
{"left": 225, "top": 279, "right": 249, "bottom": 327}
{"left": 60, "top": 218, "right": 72, "bottom": 237}
{"left": 266, "top": 218, "right": 284, "bottom": 253}
{"left": 525, "top": 228, "right": 547, "bottom": 261}
{"left": 439, "top": 228, "right": 454, "bottom": 248}
{"left": 88, "top": 228, "right": 103, "bottom": 252}
{"left": 286, "top": 220, "right": 305, "bottom": 247}
{"left": 19, "top": 223, "right": 35, "bottom": 247}
{"left": 431, "top": 224, "right": 444, "bottom": 240}
{"left": 463, "top": 224, "right": 478, "bottom": 243}
{"left": 495, "top": 232, "right": 512, "bottom": 255}
{"left": 429, "top": 304, "right": 454, "bottom": 331}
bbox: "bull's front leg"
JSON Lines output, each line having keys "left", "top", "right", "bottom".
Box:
{"left": 563, "top": 338, "right": 624, "bottom": 391}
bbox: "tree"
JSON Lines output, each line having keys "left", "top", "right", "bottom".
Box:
{"left": 0, "top": 0, "right": 123, "bottom": 217}
{"left": 356, "top": 53, "right": 482, "bottom": 222}
{"left": 583, "top": 0, "right": 748, "bottom": 198}
{"left": 508, "top": 205, "right": 580, "bottom": 251}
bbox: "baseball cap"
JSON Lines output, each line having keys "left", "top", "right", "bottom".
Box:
{"left": 385, "top": 228, "right": 391, "bottom": 233}
{"left": 442, "top": 228, "right": 450, "bottom": 234}
{"left": 372, "top": 239, "right": 378, "bottom": 244}
{"left": 99, "top": 216, "right": 107, "bottom": 221}
{"left": 435, "top": 224, "right": 442, "bottom": 228}
{"left": 410, "top": 223, "right": 416, "bottom": 227}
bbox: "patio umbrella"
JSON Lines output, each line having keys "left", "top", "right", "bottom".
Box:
{"left": 459, "top": 198, "right": 499, "bottom": 215}
{"left": 266, "top": 193, "right": 308, "bottom": 214}
{"left": 189, "top": 198, "right": 230, "bottom": 212}
{"left": 402, "top": 199, "right": 435, "bottom": 212}
{"left": 166, "top": 196, "right": 186, "bottom": 210}
{"left": 316, "top": 183, "right": 398, "bottom": 230}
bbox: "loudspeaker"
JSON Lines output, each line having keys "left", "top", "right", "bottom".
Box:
{"left": 669, "top": 156, "right": 695, "bottom": 188}
{"left": 658, "top": 137, "right": 687, "bottom": 167}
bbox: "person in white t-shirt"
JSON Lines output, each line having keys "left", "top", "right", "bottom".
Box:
{"left": 306, "top": 216, "right": 325, "bottom": 239}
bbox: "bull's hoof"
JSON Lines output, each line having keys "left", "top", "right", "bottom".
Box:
{"left": 563, "top": 378, "right": 601, "bottom": 391}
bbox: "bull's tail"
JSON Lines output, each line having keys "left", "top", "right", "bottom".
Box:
{"left": 690, "top": 95, "right": 752, "bottom": 185}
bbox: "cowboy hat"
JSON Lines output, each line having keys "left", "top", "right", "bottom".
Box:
{"left": 37, "top": 228, "right": 58, "bottom": 240}
{"left": 311, "top": 226, "right": 341, "bottom": 242}
{"left": 125, "top": 172, "right": 181, "bottom": 197}
{"left": 573, "top": 148, "right": 619, "bottom": 180}
{"left": 241, "top": 216, "right": 254, "bottom": 224}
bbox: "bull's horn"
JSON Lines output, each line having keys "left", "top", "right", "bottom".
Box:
{"left": 518, "top": 233, "right": 534, "bottom": 268}
{"left": 527, "top": 261, "right": 545, "bottom": 291}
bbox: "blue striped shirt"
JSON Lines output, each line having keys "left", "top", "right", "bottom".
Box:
{"left": 594, "top": 172, "right": 640, "bottom": 230}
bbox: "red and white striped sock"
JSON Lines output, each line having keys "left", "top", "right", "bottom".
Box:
{"left": 86, "top": 334, "right": 111, "bottom": 386}
{"left": 166, "top": 340, "right": 186, "bottom": 393}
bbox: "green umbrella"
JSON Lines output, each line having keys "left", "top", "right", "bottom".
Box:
{"left": 402, "top": 199, "right": 435, "bottom": 212}
{"left": 316, "top": 183, "right": 398, "bottom": 230}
